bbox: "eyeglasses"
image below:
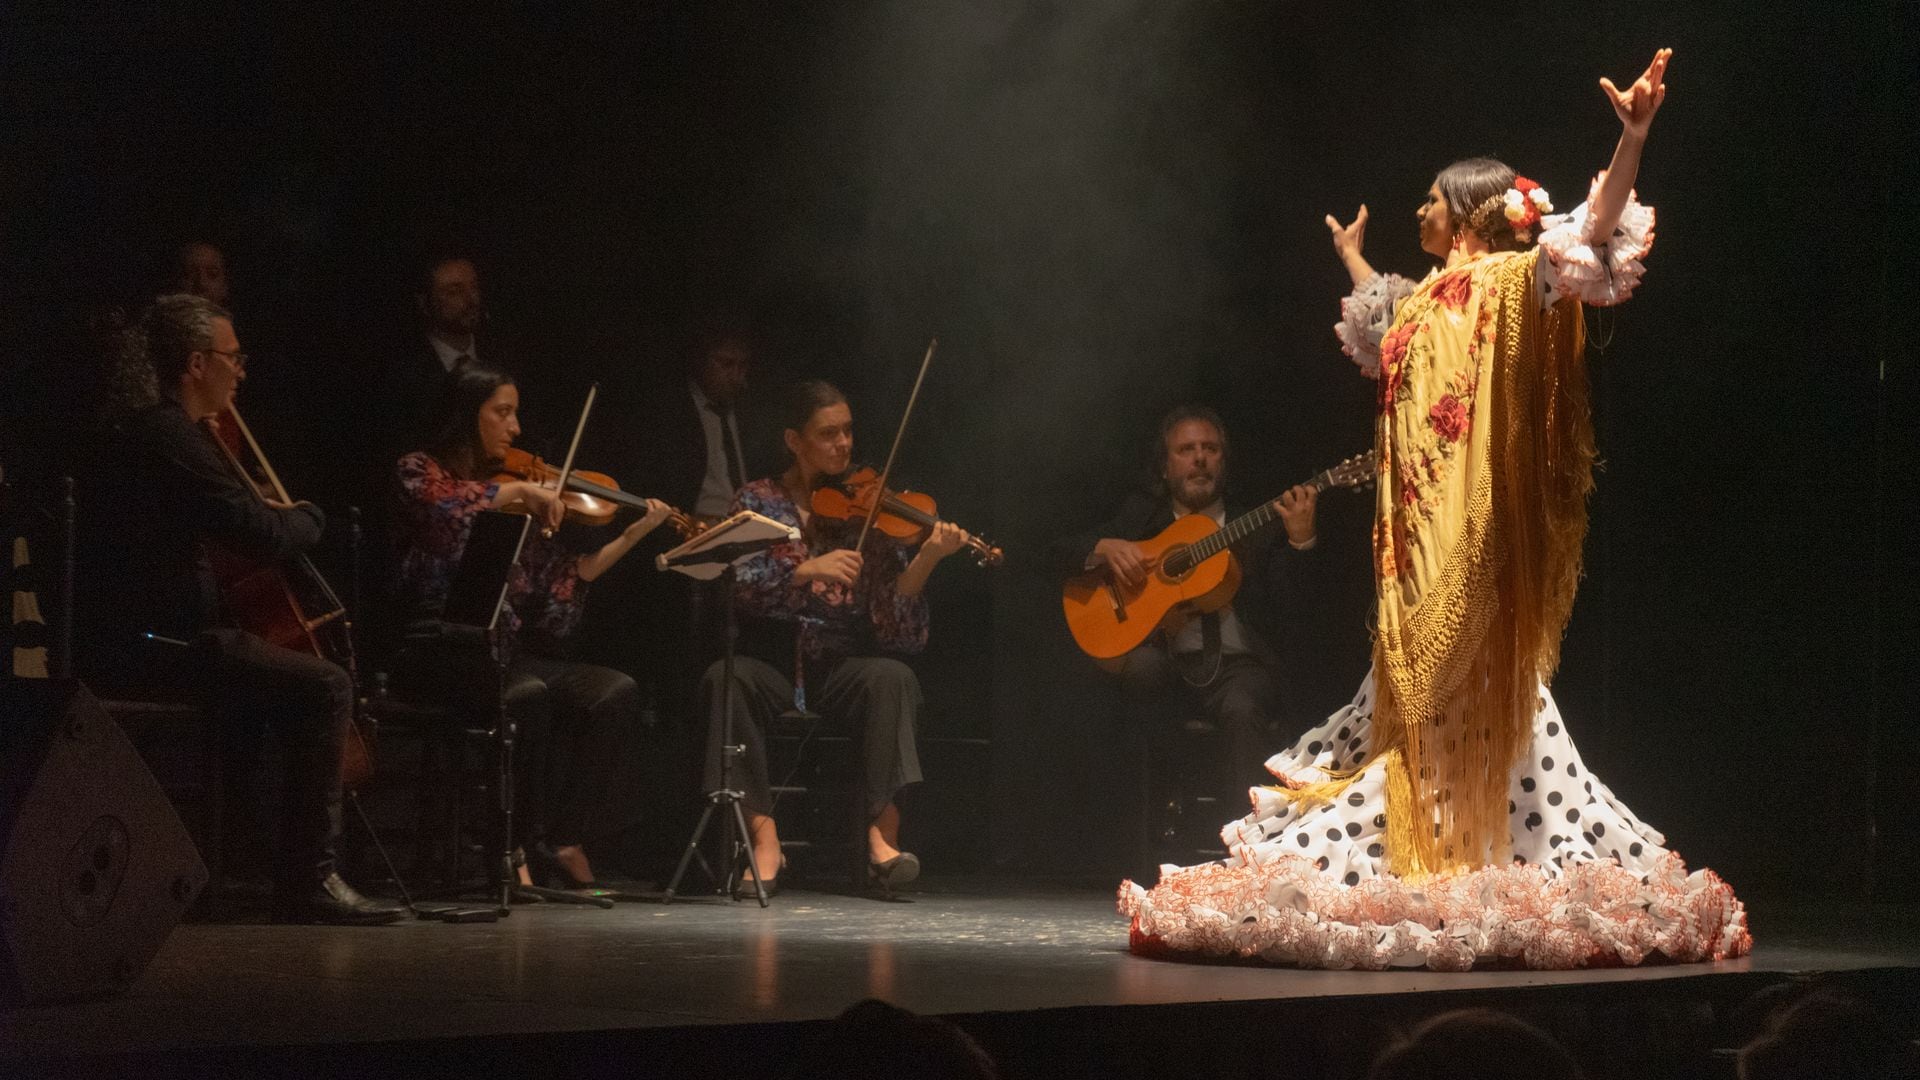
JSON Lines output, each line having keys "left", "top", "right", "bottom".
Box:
{"left": 205, "top": 349, "right": 248, "bottom": 371}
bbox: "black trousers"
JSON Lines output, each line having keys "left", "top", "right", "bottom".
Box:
{"left": 1117, "top": 645, "right": 1278, "bottom": 798}
{"left": 701, "top": 655, "right": 922, "bottom": 820}
{"left": 392, "top": 636, "right": 640, "bottom": 851}
{"left": 507, "top": 652, "right": 639, "bottom": 849}
{"left": 82, "top": 628, "right": 351, "bottom": 889}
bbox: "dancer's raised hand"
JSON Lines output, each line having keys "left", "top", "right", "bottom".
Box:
{"left": 1600, "top": 48, "right": 1671, "bottom": 140}
{"left": 1587, "top": 48, "right": 1671, "bottom": 244}
{"left": 1325, "top": 205, "right": 1375, "bottom": 288}
{"left": 1325, "top": 205, "right": 1368, "bottom": 261}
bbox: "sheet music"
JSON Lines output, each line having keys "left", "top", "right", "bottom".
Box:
{"left": 655, "top": 510, "right": 800, "bottom": 580}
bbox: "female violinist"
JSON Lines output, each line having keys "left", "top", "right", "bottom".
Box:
{"left": 704, "top": 379, "right": 974, "bottom": 896}
{"left": 389, "top": 364, "right": 675, "bottom": 888}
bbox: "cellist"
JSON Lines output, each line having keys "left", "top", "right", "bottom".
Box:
{"left": 78, "top": 294, "right": 406, "bottom": 925}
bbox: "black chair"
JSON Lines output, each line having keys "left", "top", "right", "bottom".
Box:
{"left": 1144, "top": 717, "right": 1231, "bottom": 866}
{"left": 350, "top": 524, "right": 610, "bottom": 911}
{"left": 762, "top": 712, "right": 993, "bottom": 892}
{"left": 764, "top": 707, "right": 871, "bottom": 890}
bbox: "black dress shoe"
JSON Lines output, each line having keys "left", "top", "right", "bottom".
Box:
{"left": 273, "top": 872, "right": 407, "bottom": 925}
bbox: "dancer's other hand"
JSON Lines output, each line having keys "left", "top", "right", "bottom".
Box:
{"left": 1601, "top": 47, "right": 1671, "bottom": 141}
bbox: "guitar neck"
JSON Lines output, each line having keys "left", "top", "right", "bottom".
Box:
{"left": 1181, "top": 469, "right": 1333, "bottom": 566}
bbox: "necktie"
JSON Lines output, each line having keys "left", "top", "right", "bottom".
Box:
{"left": 708, "top": 402, "right": 744, "bottom": 490}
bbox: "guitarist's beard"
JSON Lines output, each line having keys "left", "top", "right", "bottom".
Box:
{"left": 1172, "top": 472, "right": 1220, "bottom": 511}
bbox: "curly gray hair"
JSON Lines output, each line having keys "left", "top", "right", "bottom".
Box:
{"left": 108, "top": 293, "right": 230, "bottom": 413}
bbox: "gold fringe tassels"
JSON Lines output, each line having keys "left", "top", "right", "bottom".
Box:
{"left": 1374, "top": 253, "right": 1595, "bottom": 882}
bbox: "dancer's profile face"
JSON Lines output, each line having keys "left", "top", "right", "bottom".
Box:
{"left": 1417, "top": 184, "right": 1453, "bottom": 257}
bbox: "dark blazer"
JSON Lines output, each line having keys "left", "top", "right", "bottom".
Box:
{"left": 1051, "top": 488, "right": 1316, "bottom": 664}
{"left": 586, "top": 368, "right": 776, "bottom": 519}
{"left": 78, "top": 401, "right": 325, "bottom": 647}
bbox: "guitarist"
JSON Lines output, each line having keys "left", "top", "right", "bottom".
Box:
{"left": 1054, "top": 405, "right": 1319, "bottom": 837}
{"left": 77, "top": 295, "right": 406, "bottom": 925}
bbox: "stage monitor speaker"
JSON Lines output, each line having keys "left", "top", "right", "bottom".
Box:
{"left": 0, "top": 678, "right": 208, "bottom": 1004}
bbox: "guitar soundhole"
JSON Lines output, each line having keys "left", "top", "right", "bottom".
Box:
{"left": 1160, "top": 543, "right": 1192, "bottom": 583}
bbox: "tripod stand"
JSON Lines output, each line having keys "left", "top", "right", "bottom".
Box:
{"left": 664, "top": 564, "right": 769, "bottom": 906}
{"left": 659, "top": 527, "right": 795, "bottom": 907}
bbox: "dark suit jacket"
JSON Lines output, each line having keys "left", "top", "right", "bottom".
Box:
{"left": 1051, "top": 489, "right": 1317, "bottom": 666}
{"left": 585, "top": 367, "right": 776, "bottom": 520}
{"left": 373, "top": 333, "right": 544, "bottom": 463}
{"left": 77, "top": 401, "right": 326, "bottom": 647}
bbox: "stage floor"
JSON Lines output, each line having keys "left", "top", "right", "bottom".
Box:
{"left": 6, "top": 884, "right": 1918, "bottom": 1074}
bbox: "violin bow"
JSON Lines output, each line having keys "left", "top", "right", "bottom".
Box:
{"left": 217, "top": 404, "right": 350, "bottom": 618}
{"left": 854, "top": 338, "right": 937, "bottom": 557}
{"left": 545, "top": 383, "right": 599, "bottom": 537}
{"left": 226, "top": 406, "right": 293, "bottom": 504}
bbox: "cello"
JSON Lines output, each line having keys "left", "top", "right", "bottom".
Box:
{"left": 204, "top": 405, "right": 374, "bottom": 787}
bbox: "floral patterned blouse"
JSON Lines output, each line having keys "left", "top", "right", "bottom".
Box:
{"left": 730, "top": 477, "right": 929, "bottom": 667}
{"left": 390, "top": 450, "right": 587, "bottom": 643}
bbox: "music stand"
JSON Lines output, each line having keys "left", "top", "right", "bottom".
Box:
{"left": 658, "top": 511, "right": 800, "bottom": 907}
{"left": 441, "top": 510, "right": 614, "bottom": 913}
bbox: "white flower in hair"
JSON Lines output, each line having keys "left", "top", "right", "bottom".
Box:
{"left": 1528, "top": 187, "right": 1553, "bottom": 212}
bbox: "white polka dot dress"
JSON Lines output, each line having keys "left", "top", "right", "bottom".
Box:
{"left": 1119, "top": 669, "right": 1751, "bottom": 970}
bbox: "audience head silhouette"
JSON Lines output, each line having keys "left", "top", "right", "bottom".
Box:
{"left": 1368, "top": 1008, "right": 1583, "bottom": 1080}
{"left": 789, "top": 999, "right": 998, "bottom": 1080}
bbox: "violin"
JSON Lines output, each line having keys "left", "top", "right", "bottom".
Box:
{"left": 810, "top": 466, "right": 1004, "bottom": 567}
{"left": 491, "top": 446, "right": 704, "bottom": 538}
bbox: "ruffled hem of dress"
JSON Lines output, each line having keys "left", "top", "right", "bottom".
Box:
{"left": 1118, "top": 851, "right": 1749, "bottom": 972}
{"left": 1536, "top": 178, "right": 1656, "bottom": 308}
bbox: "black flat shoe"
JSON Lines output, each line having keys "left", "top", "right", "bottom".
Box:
{"left": 868, "top": 852, "right": 920, "bottom": 890}
{"left": 272, "top": 872, "right": 407, "bottom": 925}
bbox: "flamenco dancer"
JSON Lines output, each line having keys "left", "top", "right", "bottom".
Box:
{"left": 1121, "top": 49, "right": 1752, "bottom": 971}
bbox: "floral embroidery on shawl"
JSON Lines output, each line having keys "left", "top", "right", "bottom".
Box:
{"left": 1364, "top": 250, "right": 1595, "bottom": 880}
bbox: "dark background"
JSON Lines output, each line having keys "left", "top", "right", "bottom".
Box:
{"left": 3, "top": 2, "right": 1913, "bottom": 896}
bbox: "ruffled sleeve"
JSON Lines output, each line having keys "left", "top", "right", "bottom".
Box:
{"left": 1536, "top": 175, "right": 1656, "bottom": 308}
{"left": 1334, "top": 273, "right": 1418, "bottom": 378}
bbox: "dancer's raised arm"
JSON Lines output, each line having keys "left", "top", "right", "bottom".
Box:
{"left": 1587, "top": 48, "right": 1670, "bottom": 244}
{"left": 1325, "top": 205, "right": 1376, "bottom": 288}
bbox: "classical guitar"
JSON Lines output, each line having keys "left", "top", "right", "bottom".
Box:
{"left": 1061, "top": 451, "right": 1376, "bottom": 662}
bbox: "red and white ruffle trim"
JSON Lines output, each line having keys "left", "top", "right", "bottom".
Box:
{"left": 1537, "top": 178, "right": 1657, "bottom": 308}
{"left": 1334, "top": 273, "right": 1417, "bottom": 379}
{"left": 1119, "top": 851, "right": 1749, "bottom": 972}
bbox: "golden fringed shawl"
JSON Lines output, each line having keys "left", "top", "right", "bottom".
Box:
{"left": 1290, "top": 251, "right": 1593, "bottom": 881}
